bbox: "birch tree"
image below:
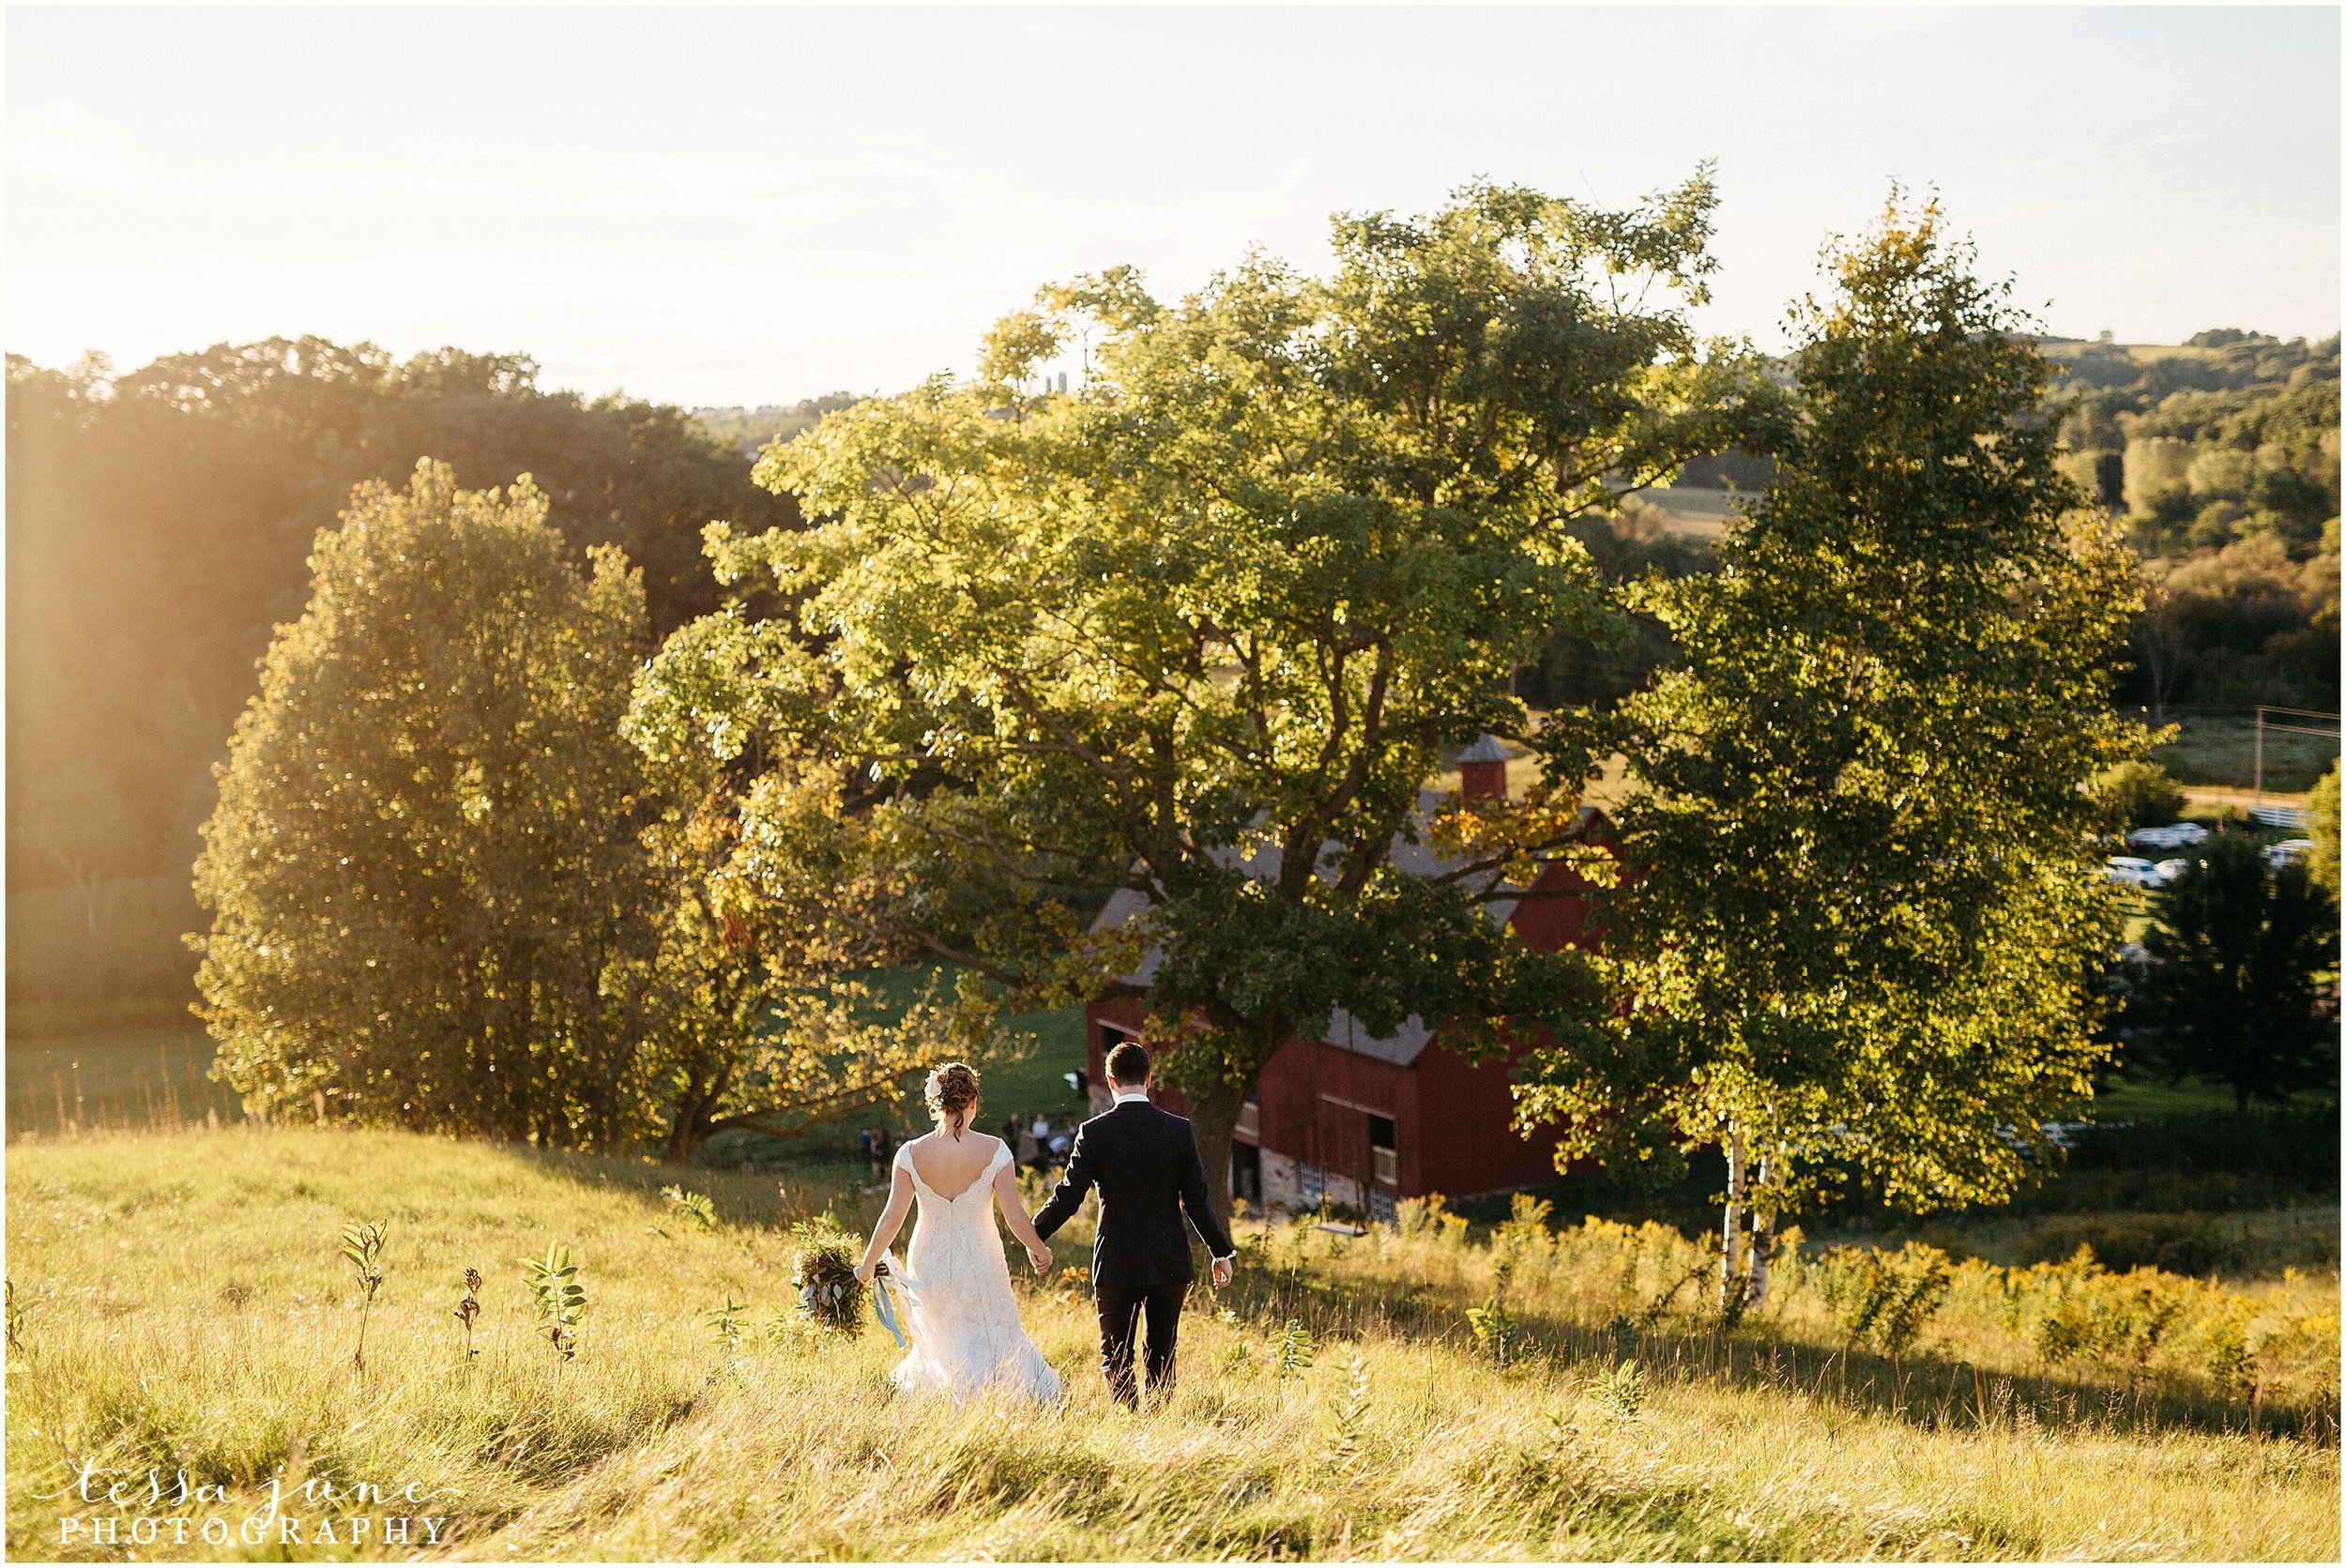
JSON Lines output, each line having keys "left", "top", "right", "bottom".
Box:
{"left": 1516, "top": 198, "right": 2144, "bottom": 1308}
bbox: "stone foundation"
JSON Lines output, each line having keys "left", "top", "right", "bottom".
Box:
{"left": 1261, "top": 1148, "right": 1301, "bottom": 1209}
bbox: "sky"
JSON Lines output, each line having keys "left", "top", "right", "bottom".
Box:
{"left": 7, "top": 5, "right": 2339, "bottom": 409}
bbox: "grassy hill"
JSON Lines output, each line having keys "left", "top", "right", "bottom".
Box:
{"left": 6, "top": 1127, "right": 2336, "bottom": 1560}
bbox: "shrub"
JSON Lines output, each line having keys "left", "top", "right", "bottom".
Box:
{"left": 1275, "top": 1319, "right": 1316, "bottom": 1380}
{"left": 2249, "top": 1308, "right": 2343, "bottom": 1404}
{"left": 662, "top": 1186, "right": 721, "bottom": 1233}
{"left": 451, "top": 1267, "right": 481, "bottom": 1362}
{"left": 2307, "top": 760, "right": 2339, "bottom": 898}
{"left": 2095, "top": 760, "right": 2189, "bottom": 830}
{"left": 1496, "top": 1195, "right": 1556, "bottom": 1255}
{"left": 1467, "top": 1298, "right": 1522, "bottom": 1365}
{"left": 1590, "top": 1358, "right": 1646, "bottom": 1421}
{"left": 706, "top": 1295, "right": 750, "bottom": 1353}
{"left": 2015, "top": 1215, "right": 2239, "bottom": 1275}
{"left": 1813, "top": 1243, "right": 1953, "bottom": 1359}
{"left": 1325, "top": 1351, "right": 1372, "bottom": 1467}
{"left": 521, "top": 1242, "right": 588, "bottom": 1360}
{"left": 1394, "top": 1193, "right": 1451, "bottom": 1238}
{"left": 2057, "top": 1111, "right": 2338, "bottom": 1187}
{"left": 339, "top": 1220, "right": 388, "bottom": 1370}
{"left": 2027, "top": 1263, "right": 2196, "bottom": 1372}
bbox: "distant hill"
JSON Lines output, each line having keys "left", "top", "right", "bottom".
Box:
{"left": 1635, "top": 330, "right": 2340, "bottom": 722}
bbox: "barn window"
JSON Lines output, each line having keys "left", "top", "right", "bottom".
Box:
{"left": 1368, "top": 1114, "right": 1397, "bottom": 1188}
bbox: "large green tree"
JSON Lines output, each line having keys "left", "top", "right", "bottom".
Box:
{"left": 2133, "top": 830, "right": 2337, "bottom": 1111}
{"left": 193, "top": 460, "right": 660, "bottom": 1147}
{"left": 630, "top": 175, "right": 1767, "bottom": 1217}
{"left": 1516, "top": 200, "right": 2145, "bottom": 1307}
{"left": 622, "top": 683, "right": 959, "bottom": 1163}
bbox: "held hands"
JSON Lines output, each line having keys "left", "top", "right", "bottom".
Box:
{"left": 1025, "top": 1241, "right": 1052, "bottom": 1273}
{"left": 1211, "top": 1255, "right": 1234, "bottom": 1290}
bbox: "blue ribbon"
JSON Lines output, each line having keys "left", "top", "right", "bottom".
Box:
{"left": 871, "top": 1272, "right": 909, "bottom": 1347}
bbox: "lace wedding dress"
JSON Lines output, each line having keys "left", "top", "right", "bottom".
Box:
{"left": 886, "top": 1139, "right": 1062, "bottom": 1402}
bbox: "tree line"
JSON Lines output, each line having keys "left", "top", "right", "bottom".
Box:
{"left": 6, "top": 341, "right": 799, "bottom": 1003}
{"left": 1522, "top": 329, "right": 2342, "bottom": 727}
{"left": 19, "top": 180, "right": 2333, "bottom": 1272}
{"left": 2049, "top": 330, "right": 2340, "bottom": 718}
{"left": 170, "top": 181, "right": 2320, "bottom": 1307}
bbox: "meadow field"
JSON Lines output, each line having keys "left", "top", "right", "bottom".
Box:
{"left": 2144, "top": 708, "right": 2339, "bottom": 796}
{"left": 5, "top": 1125, "right": 2337, "bottom": 1562}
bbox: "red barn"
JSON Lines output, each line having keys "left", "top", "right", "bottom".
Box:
{"left": 1082, "top": 747, "right": 1609, "bottom": 1223}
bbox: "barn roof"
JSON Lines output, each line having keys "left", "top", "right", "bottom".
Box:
{"left": 1091, "top": 797, "right": 1601, "bottom": 1067}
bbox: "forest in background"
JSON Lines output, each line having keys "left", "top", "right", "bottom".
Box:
{"left": 2049, "top": 330, "right": 2340, "bottom": 718}
{"left": 6, "top": 327, "right": 2338, "bottom": 1009}
{"left": 1525, "top": 330, "right": 2341, "bottom": 723}
{"left": 6, "top": 342, "right": 797, "bottom": 1003}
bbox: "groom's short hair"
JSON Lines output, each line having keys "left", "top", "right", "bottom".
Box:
{"left": 1104, "top": 1040, "right": 1150, "bottom": 1088}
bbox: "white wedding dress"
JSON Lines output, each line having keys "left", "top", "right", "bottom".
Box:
{"left": 886, "top": 1139, "right": 1062, "bottom": 1403}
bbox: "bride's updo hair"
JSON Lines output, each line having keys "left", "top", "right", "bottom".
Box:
{"left": 923, "top": 1061, "right": 981, "bottom": 1138}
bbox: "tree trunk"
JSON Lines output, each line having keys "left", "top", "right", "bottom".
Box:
{"left": 1719, "top": 1125, "right": 1746, "bottom": 1309}
{"left": 1747, "top": 1151, "right": 1777, "bottom": 1307}
{"left": 1185, "top": 1074, "right": 1248, "bottom": 1229}
{"left": 663, "top": 1058, "right": 729, "bottom": 1163}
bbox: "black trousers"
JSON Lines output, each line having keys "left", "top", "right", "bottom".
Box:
{"left": 1095, "top": 1282, "right": 1188, "bottom": 1408}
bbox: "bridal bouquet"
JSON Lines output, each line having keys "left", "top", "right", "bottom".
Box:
{"left": 786, "top": 1217, "right": 865, "bottom": 1337}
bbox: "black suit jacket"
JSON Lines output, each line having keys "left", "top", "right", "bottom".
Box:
{"left": 1032, "top": 1098, "right": 1236, "bottom": 1290}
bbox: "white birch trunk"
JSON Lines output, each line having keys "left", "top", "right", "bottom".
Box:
{"left": 1720, "top": 1125, "right": 1745, "bottom": 1309}
{"left": 1747, "top": 1151, "right": 1777, "bottom": 1306}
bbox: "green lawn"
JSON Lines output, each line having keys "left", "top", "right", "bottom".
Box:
{"left": 5, "top": 1024, "right": 240, "bottom": 1136}
{"left": 2151, "top": 712, "right": 2338, "bottom": 794}
{"left": 4, "top": 975, "right": 1089, "bottom": 1164}
{"left": 868, "top": 970, "right": 1089, "bottom": 1129}
{"left": 693, "top": 969, "right": 1090, "bottom": 1170}
{"left": 2090, "top": 1071, "right": 2248, "bottom": 1121}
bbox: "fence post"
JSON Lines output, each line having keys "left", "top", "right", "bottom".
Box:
{"left": 2253, "top": 706, "right": 2265, "bottom": 809}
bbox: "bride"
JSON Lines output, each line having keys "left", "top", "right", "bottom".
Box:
{"left": 854, "top": 1062, "right": 1063, "bottom": 1402}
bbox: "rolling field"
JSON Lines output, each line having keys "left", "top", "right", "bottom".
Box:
{"left": 2148, "top": 710, "right": 2339, "bottom": 796}
{"left": 4, "top": 1127, "right": 2337, "bottom": 1561}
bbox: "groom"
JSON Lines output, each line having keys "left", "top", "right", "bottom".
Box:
{"left": 1033, "top": 1040, "right": 1236, "bottom": 1408}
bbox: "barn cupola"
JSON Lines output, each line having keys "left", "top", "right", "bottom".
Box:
{"left": 1456, "top": 733, "right": 1511, "bottom": 801}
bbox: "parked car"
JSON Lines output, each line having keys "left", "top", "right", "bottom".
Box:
{"left": 2106, "top": 856, "right": 2172, "bottom": 889}
{"left": 2126, "top": 822, "right": 2210, "bottom": 852}
{"left": 2153, "top": 858, "right": 2192, "bottom": 883}
{"left": 2263, "top": 838, "right": 2316, "bottom": 868}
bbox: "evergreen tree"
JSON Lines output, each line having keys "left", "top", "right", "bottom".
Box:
{"left": 2136, "top": 830, "right": 2338, "bottom": 1111}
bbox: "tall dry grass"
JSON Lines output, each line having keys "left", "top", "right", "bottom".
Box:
{"left": 5, "top": 1127, "right": 2337, "bottom": 1560}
